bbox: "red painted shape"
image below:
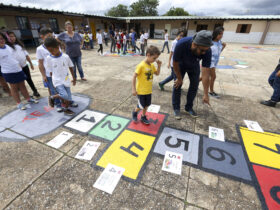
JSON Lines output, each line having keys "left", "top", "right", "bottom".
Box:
{"left": 44, "top": 106, "right": 54, "bottom": 112}
{"left": 127, "top": 111, "right": 166, "bottom": 135}
{"left": 253, "top": 164, "right": 280, "bottom": 210}
{"left": 30, "top": 111, "right": 45, "bottom": 117}
{"left": 22, "top": 116, "right": 37, "bottom": 122}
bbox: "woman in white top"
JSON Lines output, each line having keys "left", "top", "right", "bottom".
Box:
{"left": 96, "top": 29, "right": 103, "bottom": 55}
{"left": 8, "top": 31, "right": 40, "bottom": 98}
{"left": 0, "top": 32, "right": 38, "bottom": 110}
{"left": 209, "top": 26, "right": 226, "bottom": 98}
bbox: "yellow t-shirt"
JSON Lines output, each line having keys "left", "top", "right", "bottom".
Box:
{"left": 84, "top": 34, "right": 90, "bottom": 42}
{"left": 135, "top": 61, "right": 157, "bottom": 95}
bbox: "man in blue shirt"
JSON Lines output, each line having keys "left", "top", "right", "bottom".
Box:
{"left": 172, "top": 30, "right": 213, "bottom": 119}
{"left": 261, "top": 58, "right": 280, "bottom": 107}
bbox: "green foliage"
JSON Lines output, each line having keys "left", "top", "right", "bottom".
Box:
{"left": 163, "top": 7, "right": 190, "bottom": 16}
{"left": 105, "top": 4, "right": 129, "bottom": 17}
{"left": 129, "top": 0, "right": 159, "bottom": 16}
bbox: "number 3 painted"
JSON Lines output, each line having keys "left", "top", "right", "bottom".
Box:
{"left": 206, "top": 147, "right": 236, "bottom": 165}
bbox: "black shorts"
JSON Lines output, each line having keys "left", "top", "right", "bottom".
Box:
{"left": 137, "top": 94, "right": 152, "bottom": 109}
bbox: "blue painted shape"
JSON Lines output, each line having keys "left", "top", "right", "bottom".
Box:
{"left": 202, "top": 136, "right": 252, "bottom": 181}
{"left": 217, "top": 65, "right": 236, "bottom": 69}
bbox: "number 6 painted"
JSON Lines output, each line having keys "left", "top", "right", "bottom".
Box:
{"left": 206, "top": 147, "right": 236, "bottom": 165}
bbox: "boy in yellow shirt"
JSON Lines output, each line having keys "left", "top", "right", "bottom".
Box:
{"left": 132, "top": 45, "right": 162, "bottom": 124}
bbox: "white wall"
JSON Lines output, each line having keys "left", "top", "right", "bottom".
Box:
{"left": 222, "top": 31, "right": 263, "bottom": 44}
{"left": 264, "top": 32, "right": 280, "bottom": 45}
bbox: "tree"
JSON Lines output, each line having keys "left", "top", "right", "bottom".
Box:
{"left": 105, "top": 4, "right": 129, "bottom": 17}
{"left": 164, "top": 7, "right": 190, "bottom": 16}
{"left": 130, "top": 0, "right": 159, "bottom": 16}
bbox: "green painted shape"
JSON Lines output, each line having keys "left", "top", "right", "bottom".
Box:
{"left": 237, "top": 61, "right": 248, "bottom": 65}
{"left": 89, "top": 115, "right": 130, "bottom": 141}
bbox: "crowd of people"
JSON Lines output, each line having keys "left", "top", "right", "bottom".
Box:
{"left": 0, "top": 22, "right": 279, "bottom": 123}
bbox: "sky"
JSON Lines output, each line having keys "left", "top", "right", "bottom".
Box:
{"left": 1, "top": 0, "right": 280, "bottom": 16}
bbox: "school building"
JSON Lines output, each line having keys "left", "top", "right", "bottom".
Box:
{"left": 1, "top": 3, "right": 280, "bottom": 46}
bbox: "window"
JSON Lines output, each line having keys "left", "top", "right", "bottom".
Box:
{"left": 214, "top": 23, "right": 223, "bottom": 30}
{"left": 196, "top": 24, "right": 208, "bottom": 32}
{"left": 49, "top": 18, "right": 59, "bottom": 33}
{"left": 236, "top": 24, "right": 252, "bottom": 33}
{"left": 16, "top": 16, "right": 30, "bottom": 30}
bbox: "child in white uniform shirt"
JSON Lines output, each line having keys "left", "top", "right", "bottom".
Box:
{"left": 161, "top": 29, "right": 170, "bottom": 53}
{"left": 159, "top": 30, "right": 185, "bottom": 91}
{"left": 36, "top": 28, "right": 62, "bottom": 112}
{"left": 139, "top": 31, "right": 145, "bottom": 56}
{"left": 8, "top": 31, "right": 40, "bottom": 98}
{"left": 44, "top": 37, "right": 77, "bottom": 116}
{"left": 0, "top": 32, "right": 38, "bottom": 110}
{"left": 97, "top": 29, "right": 103, "bottom": 55}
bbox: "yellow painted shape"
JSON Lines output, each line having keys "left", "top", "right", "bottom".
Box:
{"left": 240, "top": 127, "right": 280, "bottom": 170}
{"left": 97, "top": 130, "right": 155, "bottom": 180}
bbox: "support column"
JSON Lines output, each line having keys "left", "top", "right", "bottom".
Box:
{"left": 259, "top": 21, "right": 271, "bottom": 45}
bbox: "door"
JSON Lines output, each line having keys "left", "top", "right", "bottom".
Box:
{"left": 150, "top": 24, "right": 155, "bottom": 39}
{"left": 165, "top": 24, "right": 171, "bottom": 36}
{"left": 90, "top": 22, "right": 96, "bottom": 40}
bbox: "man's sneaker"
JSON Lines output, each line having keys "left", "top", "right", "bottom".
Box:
{"left": 64, "top": 108, "right": 75, "bottom": 116}
{"left": 185, "top": 108, "right": 198, "bottom": 118}
{"left": 33, "top": 92, "right": 40, "bottom": 99}
{"left": 17, "top": 103, "right": 26, "bottom": 110}
{"left": 260, "top": 100, "right": 277, "bottom": 107}
{"left": 174, "top": 110, "right": 181, "bottom": 120}
{"left": 48, "top": 96, "right": 54, "bottom": 107}
{"left": 70, "top": 102, "right": 78, "bottom": 108}
{"left": 28, "top": 98, "right": 39, "bottom": 104}
{"left": 56, "top": 106, "right": 63, "bottom": 113}
{"left": 158, "top": 83, "right": 165, "bottom": 91}
{"left": 141, "top": 115, "right": 150, "bottom": 125}
{"left": 132, "top": 111, "right": 138, "bottom": 122}
{"left": 209, "top": 92, "right": 220, "bottom": 98}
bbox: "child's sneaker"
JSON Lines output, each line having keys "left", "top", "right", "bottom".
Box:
{"left": 141, "top": 115, "right": 150, "bottom": 125}
{"left": 70, "top": 102, "right": 78, "bottom": 108}
{"left": 33, "top": 92, "right": 41, "bottom": 99}
{"left": 28, "top": 98, "right": 39, "bottom": 104}
{"left": 209, "top": 92, "right": 220, "bottom": 98}
{"left": 64, "top": 108, "right": 75, "bottom": 116}
{"left": 17, "top": 103, "right": 26, "bottom": 110}
{"left": 132, "top": 111, "right": 138, "bottom": 122}
{"left": 56, "top": 105, "right": 63, "bottom": 113}
{"left": 158, "top": 83, "right": 164, "bottom": 91}
{"left": 48, "top": 96, "right": 54, "bottom": 107}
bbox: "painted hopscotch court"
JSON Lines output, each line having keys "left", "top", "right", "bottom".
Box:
{"left": 0, "top": 96, "right": 279, "bottom": 210}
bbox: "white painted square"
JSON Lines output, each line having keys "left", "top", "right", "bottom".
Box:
{"left": 93, "top": 163, "right": 125, "bottom": 194}
{"left": 234, "top": 65, "right": 248, "bottom": 68}
{"left": 64, "top": 110, "right": 107, "bottom": 133}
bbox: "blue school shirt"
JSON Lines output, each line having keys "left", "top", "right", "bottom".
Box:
{"left": 173, "top": 37, "right": 212, "bottom": 72}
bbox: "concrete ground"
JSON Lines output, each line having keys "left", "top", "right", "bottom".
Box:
{"left": 0, "top": 40, "right": 280, "bottom": 210}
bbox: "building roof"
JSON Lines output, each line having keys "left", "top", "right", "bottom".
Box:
{"left": 1, "top": 3, "right": 280, "bottom": 21}
{"left": 120, "top": 15, "right": 280, "bottom": 20}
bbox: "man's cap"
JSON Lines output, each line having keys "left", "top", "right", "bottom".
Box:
{"left": 193, "top": 30, "right": 213, "bottom": 47}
